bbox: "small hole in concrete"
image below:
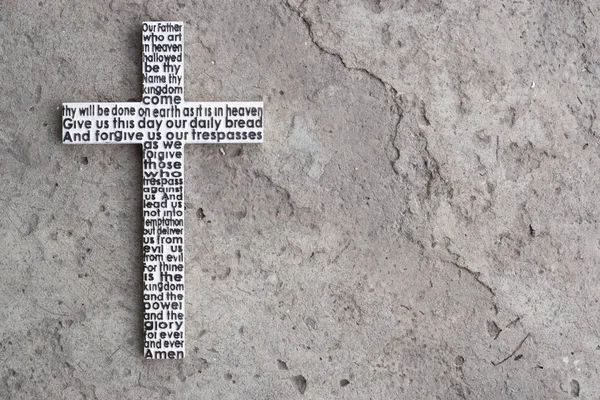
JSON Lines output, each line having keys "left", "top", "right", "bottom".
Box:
{"left": 570, "top": 379, "right": 580, "bottom": 397}
{"left": 277, "top": 360, "right": 288, "bottom": 370}
{"left": 291, "top": 375, "right": 307, "bottom": 394}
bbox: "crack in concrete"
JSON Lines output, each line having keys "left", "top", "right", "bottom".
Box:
{"left": 283, "top": 1, "right": 496, "bottom": 299}
{"left": 285, "top": 1, "right": 397, "bottom": 91}
{"left": 444, "top": 244, "right": 495, "bottom": 296}
{"left": 284, "top": 2, "right": 494, "bottom": 299}
{"left": 491, "top": 333, "right": 530, "bottom": 366}
{"left": 283, "top": 1, "right": 405, "bottom": 175}
{"left": 283, "top": 1, "right": 449, "bottom": 191}
{"left": 390, "top": 94, "right": 403, "bottom": 175}
{"left": 448, "top": 260, "right": 495, "bottom": 297}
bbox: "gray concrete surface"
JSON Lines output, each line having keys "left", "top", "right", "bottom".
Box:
{"left": 1, "top": 0, "right": 599, "bottom": 398}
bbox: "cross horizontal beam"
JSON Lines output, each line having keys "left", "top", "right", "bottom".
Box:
{"left": 63, "top": 101, "right": 263, "bottom": 144}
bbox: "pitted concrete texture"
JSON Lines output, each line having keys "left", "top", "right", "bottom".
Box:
{"left": 1, "top": 0, "right": 599, "bottom": 398}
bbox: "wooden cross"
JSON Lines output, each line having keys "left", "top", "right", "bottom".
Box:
{"left": 62, "top": 21, "right": 264, "bottom": 359}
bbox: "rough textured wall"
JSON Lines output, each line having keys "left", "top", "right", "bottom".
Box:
{"left": 1, "top": 0, "right": 598, "bottom": 398}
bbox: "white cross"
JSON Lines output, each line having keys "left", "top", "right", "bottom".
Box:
{"left": 62, "top": 21, "right": 264, "bottom": 359}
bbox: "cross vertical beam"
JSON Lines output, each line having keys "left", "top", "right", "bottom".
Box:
{"left": 62, "top": 21, "right": 264, "bottom": 359}
{"left": 141, "top": 21, "right": 187, "bottom": 360}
